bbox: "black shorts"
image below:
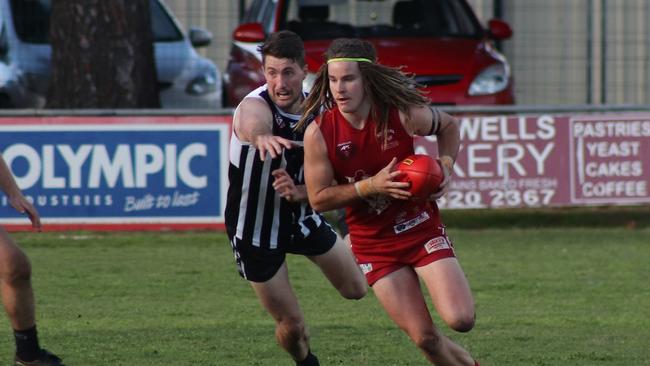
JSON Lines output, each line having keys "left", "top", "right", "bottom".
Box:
{"left": 230, "top": 222, "right": 337, "bottom": 282}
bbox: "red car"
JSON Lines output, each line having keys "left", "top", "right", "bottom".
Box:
{"left": 224, "top": 0, "right": 513, "bottom": 107}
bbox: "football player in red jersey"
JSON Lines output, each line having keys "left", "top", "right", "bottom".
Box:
{"left": 299, "top": 38, "right": 479, "bottom": 366}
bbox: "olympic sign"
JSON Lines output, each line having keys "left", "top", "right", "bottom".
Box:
{"left": 0, "top": 116, "right": 230, "bottom": 230}
{"left": 415, "top": 113, "right": 650, "bottom": 209}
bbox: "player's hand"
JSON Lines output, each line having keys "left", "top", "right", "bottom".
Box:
{"left": 371, "top": 157, "right": 411, "bottom": 200}
{"left": 272, "top": 169, "right": 306, "bottom": 202}
{"left": 9, "top": 194, "right": 42, "bottom": 231}
{"left": 255, "top": 135, "right": 299, "bottom": 160}
{"left": 430, "top": 160, "right": 452, "bottom": 200}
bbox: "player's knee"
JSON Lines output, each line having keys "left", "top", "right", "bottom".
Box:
{"left": 412, "top": 330, "right": 443, "bottom": 357}
{"left": 447, "top": 312, "right": 475, "bottom": 333}
{"left": 339, "top": 280, "right": 367, "bottom": 300}
{"left": 276, "top": 316, "right": 307, "bottom": 344}
{"left": 0, "top": 253, "right": 32, "bottom": 284}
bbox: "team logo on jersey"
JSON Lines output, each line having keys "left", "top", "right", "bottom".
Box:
{"left": 359, "top": 263, "right": 373, "bottom": 274}
{"left": 345, "top": 170, "right": 366, "bottom": 184}
{"left": 274, "top": 113, "right": 285, "bottom": 129}
{"left": 345, "top": 170, "right": 392, "bottom": 215}
{"left": 423, "top": 236, "right": 450, "bottom": 254}
{"left": 367, "top": 195, "right": 392, "bottom": 215}
{"left": 336, "top": 141, "right": 353, "bottom": 158}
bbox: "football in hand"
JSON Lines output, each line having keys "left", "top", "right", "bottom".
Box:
{"left": 396, "top": 154, "right": 444, "bottom": 200}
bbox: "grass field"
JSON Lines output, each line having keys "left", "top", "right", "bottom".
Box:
{"left": 1, "top": 207, "right": 649, "bottom": 365}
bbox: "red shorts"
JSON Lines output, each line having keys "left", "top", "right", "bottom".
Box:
{"left": 353, "top": 234, "right": 456, "bottom": 286}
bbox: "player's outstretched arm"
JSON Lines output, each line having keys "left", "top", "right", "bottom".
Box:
{"left": 0, "top": 154, "right": 41, "bottom": 230}
{"left": 234, "top": 97, "right": 297, "bottom": 160}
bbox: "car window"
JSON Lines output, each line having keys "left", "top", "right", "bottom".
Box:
{"left": 243, "top": 0, "right": 264, "bottom": 23}
{"left": 151, "top": 0, "right": 183, "bottom": 42}
{"left": 439, "top": 0, "right": 480, "bottom": 36}
{"left": 285, "top": 0, "right": 482, "bottom": 40}
{"left": 242, "top": 0, "right": 277, "bottom": 32}
{"left": 9, "top": 0, "right": 182, "bottom": 44}
{"left": 259, "top": 1, "right": 277, "bottom": 34}
{"left": 9, "top": 0, "right": 50, "bottom": 44}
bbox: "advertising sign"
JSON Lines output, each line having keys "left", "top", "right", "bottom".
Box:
{"left": 1, "top": 112, "right": 647, "bottom": 231}
{"left": 569, "top": 115, "right": 650, "bottom": 204}
{"left": 0, "top": 116, "right": 230, "bottom": 230}
{"left": 415, "top": 113, "right": 650, "bottom": 209}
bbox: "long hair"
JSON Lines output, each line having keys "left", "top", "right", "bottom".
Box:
{"left": 296, "top": 38, "right": 430, "bottom": 142}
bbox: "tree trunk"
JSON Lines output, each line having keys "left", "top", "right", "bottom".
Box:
{"left": 47, "top": 0, "right": 160, "bottom": 108}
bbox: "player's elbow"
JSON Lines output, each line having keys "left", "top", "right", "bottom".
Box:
{"left": 308, "top": 197, "right": 330, "bottom": 213}
{"left": 306, "top": 188, "right": 332, "bottom": 212}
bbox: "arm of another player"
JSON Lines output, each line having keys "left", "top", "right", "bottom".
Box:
{"left": 404, "top": 106, "right": 460, "bottom": 198}
{"left": 234, "top": 97, "right": 297, "bottom": 160}
{"left": 303, "top": 123, "right": 410, "bottom": 212}
{"left": 0, "top": 154, "right": 41, "bottom": 230}
{"left": 271, "top": 169, "right": 307, "bottom": 203}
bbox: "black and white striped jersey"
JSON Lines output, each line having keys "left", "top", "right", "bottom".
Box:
{"left": 225, "top": 85, "right": 322, "bottom": 249}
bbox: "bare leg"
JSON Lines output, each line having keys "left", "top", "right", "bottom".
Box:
{"left": 415, "top": 257, "right": 475, "bottom": 332}
{"left": 309, "top": 235, "right": 367, "bottom": 300}
{"left": 0, "top": 228, "right": 35, "bottom": 331}
{"left": 250, "top": 262, "right": 311, "bottom": 361}
{"left": 372, "top": 266, "right": 475, "bottom": 365}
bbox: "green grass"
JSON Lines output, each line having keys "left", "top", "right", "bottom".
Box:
{"left": 0, "top": 210, "right": 649, "bottom": 365}
{"left": 443, "top": 205, "right": 650, "bottom": 229}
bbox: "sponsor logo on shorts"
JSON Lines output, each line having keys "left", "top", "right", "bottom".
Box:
{"left": 394, "top": 211, "right": 430, "bottom": 234}
{"left": 424, "top": 236, "right": 450, "bottom": 254}
{"left": 359, "top": 263, "right": 373, "bottom": 274}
